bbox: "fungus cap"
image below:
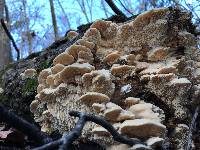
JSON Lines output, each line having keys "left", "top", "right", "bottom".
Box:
{"left": 51, "top": 64, "right": 65, "bottom": 74}
{"left": 46, "top": 75, "right": 55, "bottom": 87}
{"left": 24, "top": 69, "right": 37, "bottom": 78}
{"left": 104, "top": 102, "right": 122, "bottom": 121}
{"left": 147, "top": 47, "right": 169, "bottom": 61}
{"left": 130, "top": 144, "right": 152, "bottom": 150}
{"left": 116, "top": 110, "right": 135, "bottom": 121}
{"left": 59, "top": 63, "right": 95, "bottom": 82}
{"left": 92, "top": 126, "right": 110, "bottom": 136}
{"left": 53, "top": 52, "right": 74, "bottom": 65}
{"left": 66, "top": 45, "right": 92, "bottom": 59}
{"left": 38, "top": 68, "right": 52, "bottom": 84}
{"left": 111, "top": 65, "right": 135, "bottom": 76}
{"left": 92, "top": 103, "right": 106, "bottom": 112}
{"left": 129, "top": 103, "right": 153, "bottom": 113}
{"left": 79, "top": 92, "right": 110, "bottom": 105}
{"left": 119, "top": 119, "right": 166, "bottom": 138}
{"left": 30, "top": 100, "right": 39, "bottom": 113}
{"left": 124, "top": 97, "right": 140, "bottom": 106}
{"left": 146, "top": 137, "right": 164, "bottom": 148}
{"left": 76, "top": 39, "right": 95, "bottom": 50}
{"left": 103, "top": 51, "right": 120, "bottom": 65}
{"left": 66, "top": 30, "right": 78, "bottom": 39}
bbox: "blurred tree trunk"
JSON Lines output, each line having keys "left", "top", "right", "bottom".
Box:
{"left": 49, "top": 0, "right": 58, "bottom": 41}
{"left": 57, "top": 0, "right": 71, "bottom": 30}
{"left": 22, "top": 0, "right": 32, "bottom": 55}
{"left": 0, "top": 0, "right": 12, "bottom": 70}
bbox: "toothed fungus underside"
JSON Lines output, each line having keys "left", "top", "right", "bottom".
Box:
{"left": 31, "top": 8, "right": 199, "bottom": 149}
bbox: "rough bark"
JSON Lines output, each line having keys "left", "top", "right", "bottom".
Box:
{"left": 0, "top": 8, "right": 199, "bottom": 149}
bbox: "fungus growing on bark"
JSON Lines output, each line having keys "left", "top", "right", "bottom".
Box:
{"left": 66, "top": 30, "right": 79, "bottom": 40}
{"left": 130, "top": 144, "right": 151, "bottom": 150}
{"left": 53, "top": 52, "right": 74, "bottom": 65}
{"left": 22, "top": 68, "right": 37, "bottom": 78}
{"left": 146, "top": 137, "right": 164, "bottom": 149}
{"left": 147, "top": 47, "right": 169, "bottom": 62}
{"left": 31, "top": 7, "right": 199, "bottom": 149}
{"left": 111, "top": 65, "right": 135, "bottom": 76}
{"left": 59, "top": 63, "right": 95, "bottom": 83}
{"left": 104, "top": 102, "right": 122, "bottom": 121}
{"left": 51, "top": 64, "right": 65, "bottom": 74}
{"left": 90, "top": 20, "right": 117, "bottom": 40}
{"left": 38, "top": 68, "right": 52, "bottom": 85}
{"left": 79, "top": 92, "right": 110, "bottom": 105}
{"left": 92, "top": 126, "right": 110, "bottom": 136}
{"left": 66, "top": 45, "right": 93, "bottom": 62}
{"left": 30, "top": 100, "right": 39, "bottom": 113}
{"left": 103, "top": 51, "right": 120, "bottom": 65}
{"left": 82, "top": 69, "right": 115, "bottom": 97}
{"left": 124, "top": 97, "right": 140, "bottom": 107}
{"left": 76, "top": 39, "right": 95, "bottom": 50}
{"left": 92, "top": 103, "right": 106, "bottom": 112}
{"left": 119, "top": 119, "right": 166, "bottom": 138}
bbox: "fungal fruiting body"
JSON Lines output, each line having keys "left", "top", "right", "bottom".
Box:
{"left": 31, "top": 8, "right": 199, "bottom": 149}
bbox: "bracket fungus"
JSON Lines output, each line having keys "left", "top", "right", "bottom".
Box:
{"left": 31, "top": 7, "right": 199, "bottom": 149}
{"left": 66, "top": 30, "right": 78, "bottom": 40}
{"left": 79, "top": 92, "right": 110, "bottom": 105}
{"left": 53, "top": 52, "right": 74, "bottom": 65}
{"left": 119, "top": 119, "right": 166, "bottom": 138}
{"left": 22, "top": 68, "right": 37, "bottom": 78}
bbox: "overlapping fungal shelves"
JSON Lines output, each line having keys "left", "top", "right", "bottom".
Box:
{"left": 30, "top": 7, "right": 199, "bottom": 149}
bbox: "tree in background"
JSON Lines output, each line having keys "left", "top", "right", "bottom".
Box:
{"left": 49, "top": 0, "right": 58, "bottom": 41}
{"left": 0, "top": 0, "right": 12, "bottom": 69}
{"left": 1, "top": 0, "right": 199, "bottom": 61}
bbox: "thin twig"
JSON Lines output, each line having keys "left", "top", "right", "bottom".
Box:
{"left": 69, "top": 111, "right": 144, "bottom": 146}
{"left": 33, "top": 111, "right": 145, "bottom": 150}
{"left": 0, "top": 19, "right": 20, "bottom": 60}
{"left": 0, "top": 105, "right": 52, "bottom": 145}
{"left": 117, "top": 0, "right": 133, "bottom": 15}
{"left": 59, "top": 113, "right": 86, "bottom": 150}
{"left": 104, "top": 0, "right": 126, "bottom": 18}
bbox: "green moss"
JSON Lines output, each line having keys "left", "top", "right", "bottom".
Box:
{"left": 37, "top": 60, "right": 51, "bottom": 73}
{"left": 22, "top": 78, "right": 38, "bottom": 97}
{"left": 0, "top": 93, "right": 9, "bottom": 104}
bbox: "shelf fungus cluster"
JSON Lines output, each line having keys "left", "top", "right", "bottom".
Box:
{"left": 31, "top": 7, "right": 199, "bottom": 149}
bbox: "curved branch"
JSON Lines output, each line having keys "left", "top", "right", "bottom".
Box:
{"left": 0, "top": 19, "right": 20, "bottom": 60}
{"left": 104, "top": 0, "right": 126, "bottom": 18}
{"left": 0, "top": 105, "right": 52, "bottom": 145}
{"left": 69, "top": 111, "right": 144, "bottom": 146}
{"left": 33, "top": 111, "right": 145, "bottom": 150}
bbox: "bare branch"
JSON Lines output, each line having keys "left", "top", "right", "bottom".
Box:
{"left": 117, "top": 0, "right": 133, "bottom": 15}
{"left": 0, "top": 105, "right": 52, "bottom": 145}
{"left": 33, "top": 111, "right": 145, "bottom": 150}
{"left": 69, "top": 111, "right": 145, "bottom": 146}
{"left": 104, "top": 0, "right": 126, "bottom": 18}
{"left": 0, "top": 19, "right": 20, "bottom": 60}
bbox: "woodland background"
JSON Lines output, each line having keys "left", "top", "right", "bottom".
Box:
{"left": 0, "top": 0, "right": 200, "bottom": 70}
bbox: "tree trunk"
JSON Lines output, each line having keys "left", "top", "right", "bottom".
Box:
{"left": 22, "top": 0, "right": 32, "bottom": 55}
{"left": 49, "top": 0, "right": 58, "bottom": 41}
{"left": 0, "top": 0, "right": 12, "bottom": 70}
